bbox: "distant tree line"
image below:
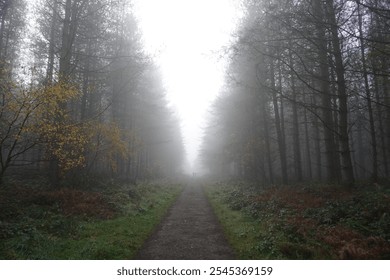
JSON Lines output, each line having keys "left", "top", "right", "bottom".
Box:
{"left": 0, "top": 0, "right": 184, "bottom": 186}
{"left": 201, "top": 0, "right": 390, "bottom": 186}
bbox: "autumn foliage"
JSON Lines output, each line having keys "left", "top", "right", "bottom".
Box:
{"left": 0, "top": 81, "right": 143, "bottom": 183}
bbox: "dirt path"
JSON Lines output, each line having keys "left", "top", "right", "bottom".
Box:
{"left": 136, "top": 181, "right": 235, "bottom": 259}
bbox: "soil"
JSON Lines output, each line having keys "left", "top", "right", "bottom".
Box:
{"left": 136, "top": 181, "right": 235, "bottom": 259}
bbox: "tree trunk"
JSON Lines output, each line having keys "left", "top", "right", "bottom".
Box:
{"left": 382, "top": 60, "right": 390, "bottom": 174}
{"left": 269, "top": 57, "right": 288, "bottom": 184}
{"left": 288, "top": 47, "right": 303, "bottom": 181}
{"left": 0, "top": 0, "right": 11, "bottom": 59}
{"left": 329, "top": 55, "right": 342, "bottom": 180}
{"left": 313, "top": 0, "right": 340, "bottom": 182}
{"left": 325, "top": 0, "right": 354, "bottom": 185}
{"left": 45, "top": 0, "right": 58, "bottom": 85}
{"left": 303, "top": 95, "right": 312, "bottom": 180}
{"left": 262, "top": 101, "right": 274, "bottom": 184}
{"left": 311, "top": 95, "right": 322, "bottom": 180}
{"left": 357, "top": 2, "right": 378, "bottom": 182}
{"left": 50, "top": 0, "right": 79, "bottom": 186}
{"left": 81, "top": 38, "right": 91, "bottom": 120}
{"left": 373, "top": 67, "right": 389, "bottom": 177}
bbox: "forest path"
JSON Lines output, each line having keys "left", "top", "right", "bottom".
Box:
{"left": 136, "top": 181, "right": 235, "bottom": 259}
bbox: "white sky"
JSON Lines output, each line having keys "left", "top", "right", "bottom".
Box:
{"left": 133, "top": 0, "right": 242, "bottom": 172}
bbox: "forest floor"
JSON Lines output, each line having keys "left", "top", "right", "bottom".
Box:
{"left": 3, "top": 177, "right": 388, "bottom": 260}
{"left": 136, "top": 180, "right": 235, "bottom": 259}
{"left": 205, "top": 181, "right": 390, "bottom": 259}
{"left": 0, "top": 178, "right": 182, "bottom": 259}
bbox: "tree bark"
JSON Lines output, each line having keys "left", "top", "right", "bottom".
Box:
{"left": 325, "top": 0, "right": 355, "bottom": 185}
{"left": 313, "top": 0, "right": 341, "bottom": 182}
{"left": 45, "top": 0, "right": 58, "bottom": 85}
{"left": 303, "top": 95, "right": 312, "bottom": 180}
{"left": 262, "top": 101, "right": 274, "bottom": 184}
{"left": 269, "top": 57, "right": 288, "bottom": 184}
{"left": 357, "top": 2, "right": 378, "bottom": 182}
{"left": 288, "top": 47, "right": 303, "bottom": 181}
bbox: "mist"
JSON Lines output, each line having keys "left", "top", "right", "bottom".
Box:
{"left": 199, "top": 0, "right": 390, "bottom": 185}
{"left": 1, "top": 0, "right": 389, "bottom": 185}
{"left": 1, "top": 0, "right": 390, "bottom": 264}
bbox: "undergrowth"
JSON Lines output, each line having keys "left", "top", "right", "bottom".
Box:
{"left": 205, "top": 181, "right": 390, "bottom": 259}
{"left": 0, "top": 179, "right": 182, "bottom": 259}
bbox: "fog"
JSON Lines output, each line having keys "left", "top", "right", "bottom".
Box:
{"left": 133, "top": 0, "right": 242, "bottom": 173}
{"left": 1, "top": 0, "right": 389, "bottom": 186}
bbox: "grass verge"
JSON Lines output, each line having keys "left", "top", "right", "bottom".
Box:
{"left": 205, "top": 181, "right": 390, "bottom": 259}
{"left": 0, "top": 180, "right": 182, "bottom": 259}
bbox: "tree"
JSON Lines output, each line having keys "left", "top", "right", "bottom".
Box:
{"left": 201, "top": 0, "right": 389, "bottom": 185}
{"left": 0, "top": 82, "right": 87, "bottom": 184}
{"left": 1, "top": 0, "right": 185, "bottom": 185}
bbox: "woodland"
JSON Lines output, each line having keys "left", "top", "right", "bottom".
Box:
{"left": 0, "top": 0, "right": 184, "bottom": 187}
{"left": 1, "top": 0, "right": 390, "bottom": 260}
{"left": 0, "top": 0, "right": 185, "bottom": 259}
{"left": 201, "top": 0, "right": 390, "bottom": 186}
{"left": 200, "top": 0, "right": 390, "bottom": 259}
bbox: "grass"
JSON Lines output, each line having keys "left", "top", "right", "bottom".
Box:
{"left": 205, "top": 186, "right": 270, "bottom": 259}
{"left": 0, "top": 179, "right": 182, "bottom": 259}
{"left": 204, "top": 181, "right": 390, "bottom": 259}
